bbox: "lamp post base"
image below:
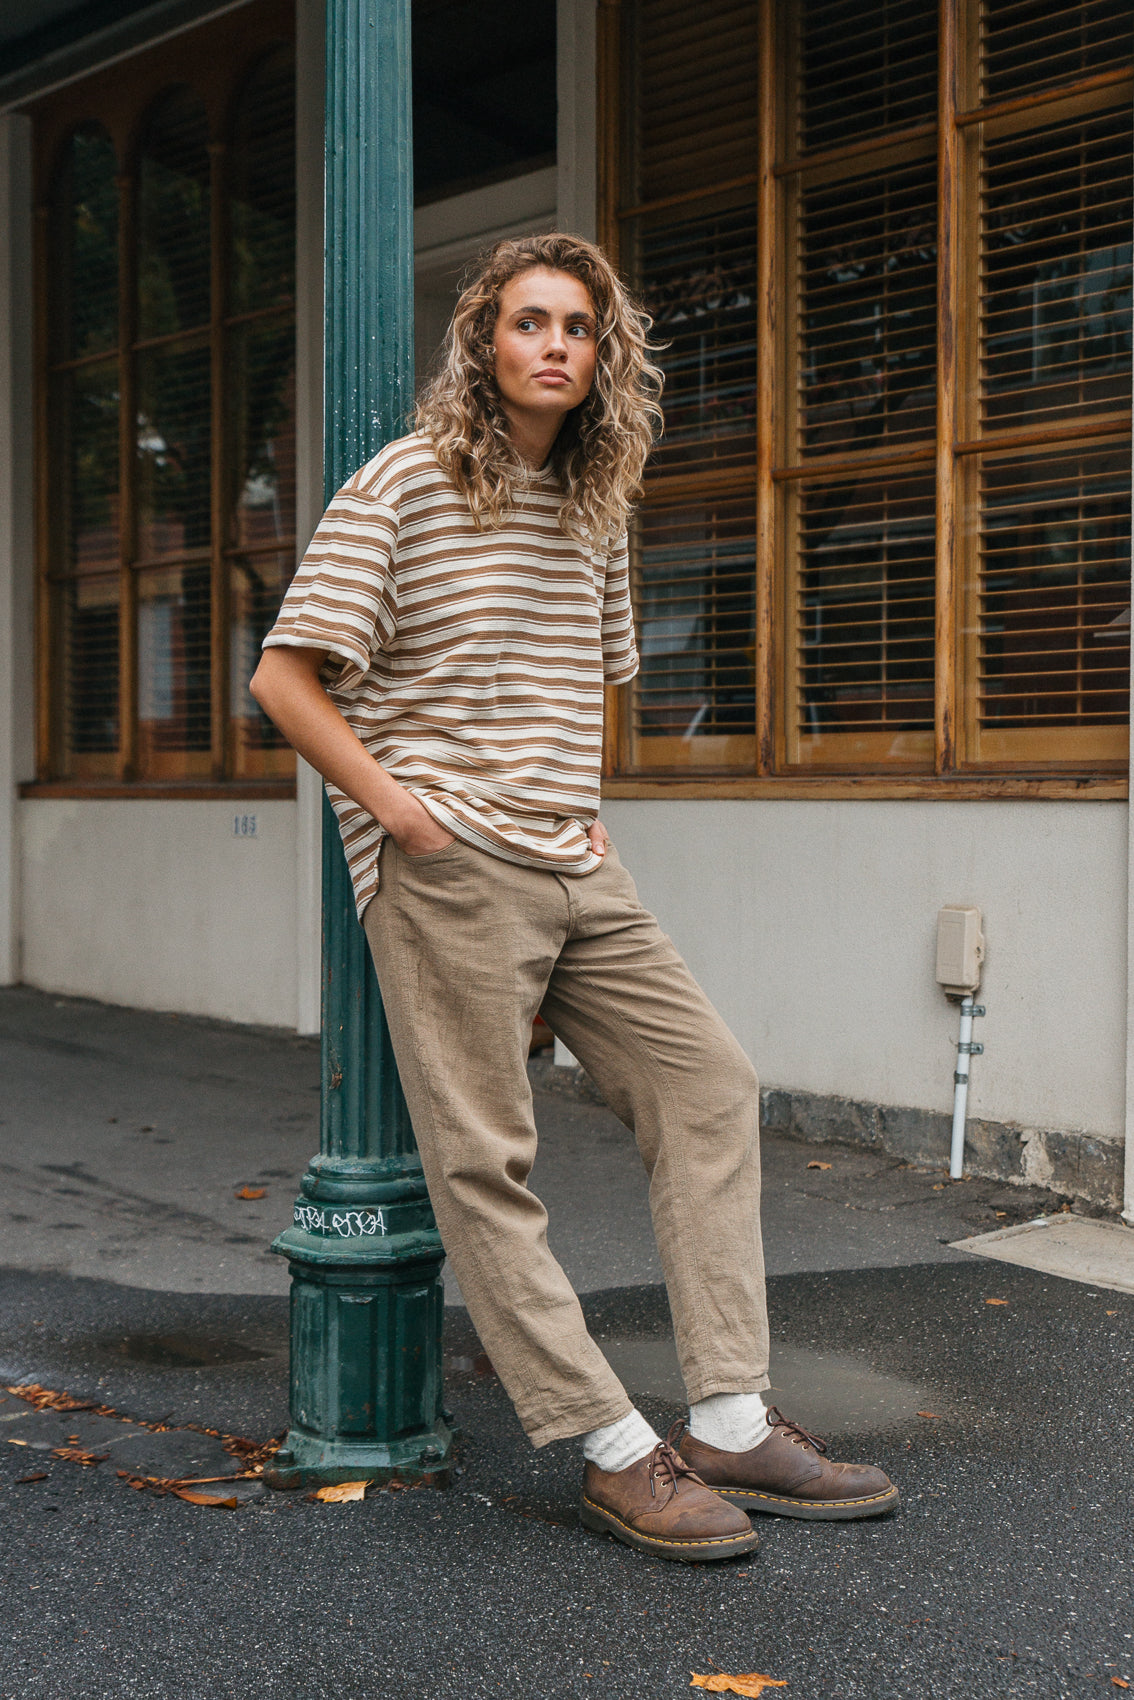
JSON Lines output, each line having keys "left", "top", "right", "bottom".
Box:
{"left": 265, "top": 1425, "right": 454, "bottom": 1490}
{"left": 268, "top": 1225, "right": 455, "bottom": 1489}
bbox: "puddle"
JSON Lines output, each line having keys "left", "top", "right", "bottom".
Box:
{"left": 102, "top": 1332, "right": 271, "bottom": 1369}
{"left": 601, "top": 1337, "right": 935, "bottom": 1433}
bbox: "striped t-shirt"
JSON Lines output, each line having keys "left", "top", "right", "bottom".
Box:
{"left": 264, "top": 432, "right": 638, "bottom": 919}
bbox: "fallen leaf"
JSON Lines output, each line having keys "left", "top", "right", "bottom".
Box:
{"left": 6, "top": 1384, "right": 97, "bottom": 1413}
{"left": 1112, "top": 1680, "right": 1129, "bottom": 1689}
{"left": 806, "top": 1161, "right": 832, "bottom": 1170}
{"left": 6, "top": 1438, "right": 29, "bottom": 1446}
{"left": 235, "top": 1186, "right": 266, "bottom": 1200}
{"left": 16, "top": 1472, "right": 49, "bottom": 1484}
{"left": 172, "top": 1488, "right": 238, "bottom": 1508}
{"left": 1106, "top": 1311, "right": 1117, "bottom": 1316}
{"left": 916, "top": 1411, "right": 942, "bottom": 1419}
{"left": 312, "top": 1480, "right": 368, "bottom": 1503}
{"left": 985, "top": 1298, "right": 1009, "bottom": 1306}
{"left": 691, "top": 1676, "right": 787, "bottom": 1697}
{"left": 51, "top": 1446, "right": 108, "bottom": 1466}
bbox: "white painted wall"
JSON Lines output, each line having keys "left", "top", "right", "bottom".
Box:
{"left": 20, "top": 800, "right": 299, "bottom": 1027}
{"left": 601, "top": 798, "right": 1128, "bottom": 1139}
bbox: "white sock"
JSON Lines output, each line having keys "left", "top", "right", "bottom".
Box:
{"left": 688, "top": 1392, "right": 772, "bottom": 1453}
{"left": 583, "top": 1408, "right": 662, "bottom": 1474}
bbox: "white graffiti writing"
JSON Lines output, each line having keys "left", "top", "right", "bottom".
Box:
{"left": 293, "top": 1204, "right": 387, "bottom": 1237}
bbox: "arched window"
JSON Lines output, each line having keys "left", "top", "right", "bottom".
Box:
{"left": 36, "top": 11, "right": 296, "bottom": 790}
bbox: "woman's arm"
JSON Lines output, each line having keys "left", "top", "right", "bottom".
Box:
{"left": 249, "top": 647, "right": 453, "bottom": 854}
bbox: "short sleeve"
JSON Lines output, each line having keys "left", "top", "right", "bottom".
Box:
{"left": 263, "top": 477, "right": 399, "bottom": 691}
{"left": 600, "top": 531, "right": 638, "bottom": 685}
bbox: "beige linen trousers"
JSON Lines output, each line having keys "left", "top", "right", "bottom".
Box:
{"left": 363, "top": 834, "right": 771, "bottom": 1447}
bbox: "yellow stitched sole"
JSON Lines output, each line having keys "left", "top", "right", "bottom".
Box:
{"left": 711, "top": 1483, "right": 900, "bottom": 1521}
{"left": 579, "top": 1495, "right": 759, "bottom": 1560}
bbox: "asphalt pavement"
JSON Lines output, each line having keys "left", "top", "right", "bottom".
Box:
{"left": 1, "top": 986, "right": 1132, "bottom": 1700}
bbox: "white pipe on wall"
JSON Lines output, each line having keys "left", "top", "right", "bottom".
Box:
{"left": 949, "top": 995, "right": 983, "bottom": 1180}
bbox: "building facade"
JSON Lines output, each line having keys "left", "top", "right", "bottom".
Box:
{"left": 1, "top": 0, "right": 1131, "bottom": 1213}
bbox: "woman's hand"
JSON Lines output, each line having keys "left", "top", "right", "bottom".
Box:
{"left": 588, "top": 818, "right": 611, "bottom": 858}
{"left": 248, "top": 650, "right": 455, "bottom": 856}
{"left": 388, "top": 791, "right": 456, "bottom": 857}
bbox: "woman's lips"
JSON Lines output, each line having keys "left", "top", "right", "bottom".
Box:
{"left": 535, "top": 370, "right": 570, "bottom": 383}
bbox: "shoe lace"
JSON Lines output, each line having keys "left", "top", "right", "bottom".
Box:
{"left": 647, "top": 1429, "right": 702, "bottom": 1503}
{"left": 766, "top": 1405, "right": 828, "bottom": 1455}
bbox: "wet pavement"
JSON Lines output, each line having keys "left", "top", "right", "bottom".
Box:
{"left": 1, "top": 986, "right": 1133, "bottom": 1699}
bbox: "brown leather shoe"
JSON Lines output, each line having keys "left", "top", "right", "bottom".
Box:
{"left": 676, "top": 1409, "right": 899, "bottom": 1521}
{"left": 580, "top": 1436, "right": 758, "bottom": 1562}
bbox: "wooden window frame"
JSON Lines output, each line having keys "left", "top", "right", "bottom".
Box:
{"left": 23, "top": 0, "right": 297, "bottom": 803}
{"left": 599, "top": 0, "right": 1132, "bottom": 801}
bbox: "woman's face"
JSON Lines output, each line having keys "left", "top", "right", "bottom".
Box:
{"left": 491, "top": 266, "right": 598, "bottom": 443}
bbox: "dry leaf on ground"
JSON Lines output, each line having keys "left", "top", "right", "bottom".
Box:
{"left": 690, "top": 1675, "right": 787, "bottom": 1696}
{"left": 985, "top": 1298, "right": 1009, "bottom": 1306}
{"left": 234, "top": 1186, "right": 267, "bottom": 1200}
{"left": 1112, "top": 1679, "right": 1129, "bottom": 1689}
{"left": 6, "top": 1384, "right": 97, "bottom": 1413}
{"left": 916, "top": 1411, "right": 942, "bottom": 1419}
{"left": 806, "top": 1161, "right": 832, "bottom": 1170}
{"left": 172, "top": 1488, "right": 239, "bottom": 1508}
{"left": 312, "top": 1481, "right": 368, "bottom": 1503}
{"left": 50, "top": 1446, "right": 108, "bottom": 1466}
{"left": 16, "top": 1472, "right": 49, "bottom": 1484}
{"left": 6, "top": 1438, "right": 29, "bottom": 1446}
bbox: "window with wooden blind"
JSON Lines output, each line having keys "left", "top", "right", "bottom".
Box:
{"left": 601, "top": 0, "right": 1132, "bottom": 789}
{"left": 32, "top": 1, "right": 296, "bottom": 791}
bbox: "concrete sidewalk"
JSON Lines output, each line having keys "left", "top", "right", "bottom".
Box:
{"left": 1, "top": 986, "right": 1132, "bottom": 1700}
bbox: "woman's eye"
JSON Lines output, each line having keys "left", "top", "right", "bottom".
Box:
{"left": 568, "top": 324, "right": 592, "bottom": 338}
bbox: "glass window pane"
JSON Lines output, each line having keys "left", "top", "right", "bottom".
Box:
{"left": 136, "top": 340, "right": 212, "bottom": 559}
{"left": 634, "top": 497, "right": 756, "bottom": 740}
{"left": 55, "top": 360, "right": 120, "bottom": 574}
{"left": 634, "top": 0, "right": 759, "bottom": 204}
{"left": 229, "top": 552, "right": 295, "bottom": 779}
{"left": 51, "top": 122, "right": 119, "bottom": 362}
{"left": 793, "top": 470, "right": 936, "bottom": 759}
{"left": 981, "top": 0, "right": 1132, "bottom": 105}
{"left": 136, "top": 562, "right": 212, "bottom": 776}
{"left": 229, "top": 47, "right": 296, "bottom": 317}
{"left": 138, "top": 88, "right": 211, "bottom": 339}
{"left": 981, "top": 108, "right": 1133, "bottom": 431}
{"left": 55, "top": 573, "right": 120, "bottom": 773}
{"left": 798, "top": 0, "right": 937, "bottom": 155}
{"left": 799, "top": 158, "right": 938, "bottom": 456}
{"left": 228, "top": 320, "right": 297, "bottom": 548}
{"left": 635, "top": 203, "right": 758, "bottom": 481}
{"left": 978, "top": 443, "right": 1131, "bottom": 731}
{"left": 50, "top": 359, "right": 121, "bottom": 774}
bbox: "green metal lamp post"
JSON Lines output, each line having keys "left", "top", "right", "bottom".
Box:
{"left": 268, "top": 0, "right": 453, "bottom": 1489}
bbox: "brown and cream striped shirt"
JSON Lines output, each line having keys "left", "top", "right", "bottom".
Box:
{"left": 264, "top": 433, "right": 638, "bottom": 919}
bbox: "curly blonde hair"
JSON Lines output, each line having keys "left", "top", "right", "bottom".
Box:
{"left": 414, "top": 233, "right": 663, "bottom": 545}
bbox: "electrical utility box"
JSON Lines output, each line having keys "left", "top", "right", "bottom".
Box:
{"left": 936, "top": 905, "right": 985, "bottom": 997}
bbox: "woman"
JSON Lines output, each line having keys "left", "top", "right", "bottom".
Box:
{"left": 250, "top": 233, "right": 896, "bottom": 1562}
